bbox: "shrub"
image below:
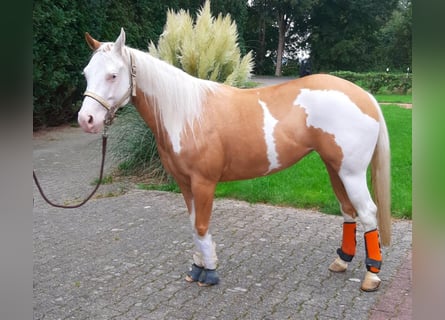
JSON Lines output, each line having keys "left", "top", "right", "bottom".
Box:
{"left": 33, "top": 0, "right": 89, "bottom": 129}
{"left": 148, "top": 0, "right": 254, "bottom": 87}
{"left": 108, "top": 107, "right": 170, "bottom": 181}
{"left": 281, "top": 60, "right": 300, "bottom": 77}
{"left": 33, "top": 0, "right": 170, "bottom": 129}
{"left": 330, "top": 71, "right": 412, "bottom": 94}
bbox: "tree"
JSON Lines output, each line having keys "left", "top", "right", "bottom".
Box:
{"left": 308, "top": 0, "right": 398, "bottom": 72}
{"left": 244, "top": 1, "right": 277, "bottom": 75}
{"left": 376, "top": 0, "right": 412, "bottom": 71}
{"left": 247, "top": 0, "right": 316, "bottom": 76}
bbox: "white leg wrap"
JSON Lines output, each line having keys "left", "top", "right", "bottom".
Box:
{"left": 194, "top": 233, "right": 218, "bottom": 270}
{"left": 192, "top": 251, "right": 204, "bottom": 267}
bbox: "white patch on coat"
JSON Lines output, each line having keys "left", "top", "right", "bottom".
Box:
{"left": 293, "top": 89, "right": 380, "bottom": 174}
{"left": 258, "top": 99, "right": 281, "bottom": 173}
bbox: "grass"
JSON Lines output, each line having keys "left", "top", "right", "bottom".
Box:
{"left": 92, "top": 175, "right": 113, "bottom": 185}
{"left": 375, "top": 94, "right": 412, "bottom": 104}
{"left": 215, "top": 152, "right": 337, "bottom": 212}
{"left": 139, "top": 103, "right": 411, "bottom": 219}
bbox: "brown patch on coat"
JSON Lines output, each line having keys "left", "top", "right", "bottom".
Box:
{"left": 200, "top": 86, "right": 271, "bottom": 181}
{"left": 324, "top": 161, "right": 356, "bottom": 217}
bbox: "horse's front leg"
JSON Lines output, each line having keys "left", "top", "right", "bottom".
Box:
{"left": 182, "top": 179, "right": 220, "bottom": 287}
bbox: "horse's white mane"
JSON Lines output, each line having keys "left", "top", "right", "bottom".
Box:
{"left": 125, "top": 46, "right": 220, "bottom": 153}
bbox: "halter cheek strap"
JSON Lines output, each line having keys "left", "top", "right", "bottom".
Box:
{"left": 83, "top": 51, "right": 137, "bottom": 126}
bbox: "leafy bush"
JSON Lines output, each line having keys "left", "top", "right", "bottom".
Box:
{"left": 281, "top": 60, "right": 300, "bottom": 77}
{"left": 108, "top": 107, "right": 171, "bottom": 181}
{"left": 33, "top": 0, "right": 89, "bottom": 129}
{"left": 33, "top": 0, "right": 179, "bottom": 129}
{"left": 148, "top": 0, "right": 254, "bottom": 87}
{"left": 330, "top": 71, "right": 412, "bottom": 94}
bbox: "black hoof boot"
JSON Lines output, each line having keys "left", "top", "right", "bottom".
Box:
{"left": 185, "top": 263, "right": 204, "bottom": 283}
{"left": 197, "top": 269, "right": 220, "bottom": 287}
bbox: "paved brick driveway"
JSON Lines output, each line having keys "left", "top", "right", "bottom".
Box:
{"left": 33, "top": 75, "right": 412, "bottom": 319}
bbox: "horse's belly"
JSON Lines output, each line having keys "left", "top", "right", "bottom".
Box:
{"left": 219, "top": 143, "right": 312, "bottom": 182}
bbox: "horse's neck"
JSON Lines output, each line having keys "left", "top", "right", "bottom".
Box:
{"left": 129, "top": 87, "right": 169, "bottom": 146}
{"left": 127, "top": 47, "right": 219, "bottom": 154}
{"left": 127, "top": 49, "right": 173, "bottom": 148}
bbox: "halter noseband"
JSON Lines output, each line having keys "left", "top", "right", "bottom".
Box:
{"left": 83, "top": 51, "right": 137, "bottom": 126}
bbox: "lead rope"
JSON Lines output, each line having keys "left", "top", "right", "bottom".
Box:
{"left": 33, "top": 126, "right": 109, "bottom": 209}
{"left": 34, "top": 51, "right": 135, "bottom": 209}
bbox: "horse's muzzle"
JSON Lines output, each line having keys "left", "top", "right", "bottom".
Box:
{"left": 78, "top": 111, "right": 103, "bottom": 133}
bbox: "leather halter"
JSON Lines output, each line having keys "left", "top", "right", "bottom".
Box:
{"left": 83, "top": 51, "right": 137, "bottom": 126}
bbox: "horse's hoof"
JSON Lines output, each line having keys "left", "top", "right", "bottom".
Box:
{"left": 197, "top": 269, "right": 219, "bottom": 287}
{"left": 328, "top": 257, "right": 348, "bottom": 273}
{"left": 185, "top": 263, "right": 204, "bottom": 283}
{"left": 360, "top": 271, "right": 381, "bottom": 292}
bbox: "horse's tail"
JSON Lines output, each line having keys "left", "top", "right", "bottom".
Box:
{"left": 370, "top": 96, "right": 392, "bottom": 246}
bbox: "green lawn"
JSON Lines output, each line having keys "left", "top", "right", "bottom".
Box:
{"left": 375, "top": 94, "right": 412, "bottom": 104}
{"left": 139, "top": 103, "right": 412, "bottom": 219}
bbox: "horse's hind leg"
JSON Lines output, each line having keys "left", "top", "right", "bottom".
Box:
{"left": 324, "top": 163, "right": 358, "bottom": 273}
{"left": 339, "top": 171, "right": 383, "bottom": 292}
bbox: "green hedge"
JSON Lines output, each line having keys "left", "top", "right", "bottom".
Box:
{"left": 33, "top": 0, "right": 180, "bottom": 129}
{"left": 329, "top": 71, "right": 412, "bottom": 94}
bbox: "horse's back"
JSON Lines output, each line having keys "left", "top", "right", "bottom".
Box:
{"left": 289, "top": 74, "right": 380, "bottom": 120}
{"left": 252, "top": 74, "right": 382, "bottom": 173}
{"left": 179, "top": 74, "right": 382, "bottom": 181}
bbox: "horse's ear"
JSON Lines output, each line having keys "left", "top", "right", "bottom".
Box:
{"left": 113, "top": 28, "right": 126, "bottom": 55}
{"left": 85, "top": 32, "right": 101, "bottom": 51}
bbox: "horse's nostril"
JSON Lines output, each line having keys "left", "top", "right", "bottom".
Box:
{"left": 88, "top": 115, "right": 94, "bottom": 124}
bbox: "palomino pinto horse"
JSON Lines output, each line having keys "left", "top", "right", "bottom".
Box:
{"left": 78, "top": 29, "right": 391, "bottom": 292}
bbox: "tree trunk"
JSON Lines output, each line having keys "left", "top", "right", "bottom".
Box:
{"left": 257, "top": 15, "right": 266, "bottom": 75}
{"left": 275, "top": 12, "right": 286, "bottom": 77}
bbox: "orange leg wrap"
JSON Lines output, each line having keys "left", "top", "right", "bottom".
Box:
{"left": 364, "top": 229, "right": 382, "bottom": 273}
{"left": 337, "top": 222, "right": 356, "bottom": 262}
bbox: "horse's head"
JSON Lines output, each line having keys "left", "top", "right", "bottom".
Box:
{"left": 78, "top": 28, "right": 134, "bottom": 133}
